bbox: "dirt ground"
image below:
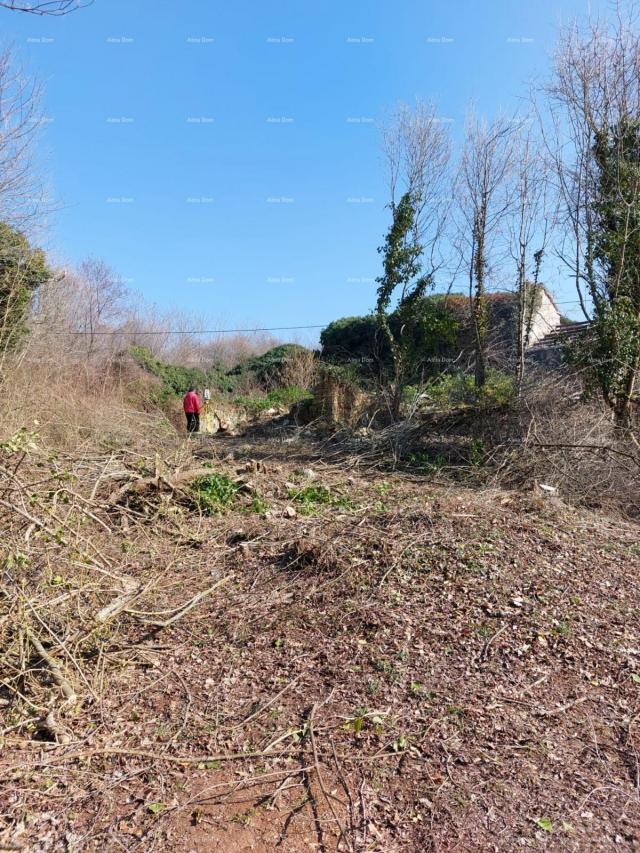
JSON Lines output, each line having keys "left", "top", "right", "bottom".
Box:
{"left": 1, "top": 425, "right": 639, "bottom": 851}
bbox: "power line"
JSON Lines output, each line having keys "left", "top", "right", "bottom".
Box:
{"left": 40, "top": 323, "right": 329, "bottom": 337}
{"left": 38, "top": 307, "right": 590, "bottom": 338}
{"left": 33, "top": 296, "right": 589, "bottom": 339}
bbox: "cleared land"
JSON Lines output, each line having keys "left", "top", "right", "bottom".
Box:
{"left": 1, "top": 423, "right": 639, "bottom": 851}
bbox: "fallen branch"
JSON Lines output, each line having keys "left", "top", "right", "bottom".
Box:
{"left": 28, "top": 631, "right": 76, "bottom": 703}
{"left": 37, "top": 711, "right": 71, "bottom": 745}
{"left": 132, "top": 574, "right": 233, "bottom": 628}
{"left": 94, "top": 577, "right": 142, "bottom": 623}
{"left": 534, "top": 695, "right": 588, "bottom": 718}
{"left": 308, "top": 698, "right": 350, "bottom": 850}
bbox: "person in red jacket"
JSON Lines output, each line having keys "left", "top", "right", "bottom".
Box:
{"left": 183, "top": 387, "right": 201, "bottom": 433}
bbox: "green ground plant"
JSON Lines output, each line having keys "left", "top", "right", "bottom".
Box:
{"left": 192, "top": 473, "right": 239, "bottom": 514}
{"left": 288, "top": 484, "right": 353, "bottom": 515}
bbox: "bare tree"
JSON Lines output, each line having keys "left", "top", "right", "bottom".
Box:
{"left": 31, "top": 259, "right": 127, "bottom": 366}
{"left": 383, "top": 99, "right": 452, "bottom": 269}
{"left": 508, "top": 129, "right": 551, "bottom": 392}
{"left": 458, "top": 114, "right": 516, "bottom": 388}
{"left": 545, "top": 1, "right": 640, "bottom": 430}
{"left": 0, "top": 47, "right": 46, "bottom": 228}
{"left": 377, "top": 101, "right": 453, "bottom": 416}
{"left": 0, "top": 1, "right": 91, "bottom": 14}
{"left": 76, "top": 258, "right": 127, "bottom": 360}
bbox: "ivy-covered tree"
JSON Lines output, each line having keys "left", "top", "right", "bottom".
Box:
{"left": 376, "top": 192, "right": 433, "bottom": 418}
{"left": 583, "top": 117, "right": 640, "bottom": 428}
{"left": 0, "top": 222, "right": 50, "bottom": 355}
{"left": 549, "top": 13, "right": 640, "bottom": 434}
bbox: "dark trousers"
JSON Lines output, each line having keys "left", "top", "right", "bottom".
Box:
{"left": 186, "top": 412, "right": 200, "bottom": 433}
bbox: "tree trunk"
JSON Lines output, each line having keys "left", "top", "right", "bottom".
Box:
{"left": 472, "top": 215, "right": 487, "bottom": 389}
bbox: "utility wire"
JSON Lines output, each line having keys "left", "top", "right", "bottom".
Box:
{"left": 32, "top": 297, "right": 588, "bottom": 338}
{"left": 39, "top": 324, "right": 329, "bottom": 337}
{"left": 36, "top": 306, "right": 588, "bottom": 338}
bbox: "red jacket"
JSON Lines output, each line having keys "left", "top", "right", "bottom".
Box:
{"left": 183, "top": 391, "right": 201, "bottom": 414}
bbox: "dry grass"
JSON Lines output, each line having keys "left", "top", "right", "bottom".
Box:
{"left": 330, "top": 373, "right": 640, "bottom": 519}
{"left": 0, "top": 355, "right": 176, "bottom": 455}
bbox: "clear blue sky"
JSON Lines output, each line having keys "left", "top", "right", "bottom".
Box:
{"left": 3, "top": 0, "right": 603, "bottom": 342}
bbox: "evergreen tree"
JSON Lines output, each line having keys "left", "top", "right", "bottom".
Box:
{"left": 0, "top": 222, "right": 50, "bottom": 353}
{"left": 375, "top": 192, "right": 432, "bottom": 418}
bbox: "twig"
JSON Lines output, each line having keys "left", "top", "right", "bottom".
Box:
{"left": 231, "top": 675, "right": 301, "bottom": 731}
{"left": 478, "top": 622, "right": 509, "bottom": 662}
{"left": 28, "top": 631, "right": 76, "bottom": 703}
{"left": 534, "top": 695, "right": 588, "bottom": 717}
{"left": 132, "top": 575, "right": 233, "bottom": 628}
{"left": 309, "top": 699, "right": 350, "bottom": 851}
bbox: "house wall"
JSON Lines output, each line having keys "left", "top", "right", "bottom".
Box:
{"left": 527, "top": 290, "right": 561, "bottom": 346}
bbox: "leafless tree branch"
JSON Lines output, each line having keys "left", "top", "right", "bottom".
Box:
{"left": 0, "top": 0, "right": 92, "bottom": 15}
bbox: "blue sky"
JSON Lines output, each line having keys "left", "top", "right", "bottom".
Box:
{"left": 2, "top": 0, "right": 603, "bottom": 343}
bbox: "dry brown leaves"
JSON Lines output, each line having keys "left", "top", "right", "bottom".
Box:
{"left": 0, "top": 427, "right": 639, "bottom": 851}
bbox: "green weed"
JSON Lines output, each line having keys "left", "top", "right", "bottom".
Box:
{"left": 192, "top": 473, "right": 239, "bottom": 514}
{"left": 288, "top": 484, "right": 352, "bottom": 515}
{"left": 408, "top": 451, "right": 447, "bottom": 473}
{"left": 249, "top": 494, "right": 270, "bottom": 514}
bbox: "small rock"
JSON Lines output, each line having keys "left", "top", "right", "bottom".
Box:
{"left": 302, "top": 468, "right": 316, "bottom": 480}
{"left": 283, "top": 506, "right": 297, "bottom": 518}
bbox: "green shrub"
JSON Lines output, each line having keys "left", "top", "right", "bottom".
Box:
{"left": 0, "top": 222, "right": 51, "bottom": 352}
{"left": 422, "top": 370, "right": 515, "bottom": 410}
{"left": 320, "top": 299, "right": 458, "bottom": 383}
{"left": 233, "top": 386, "right": 312, "bottom": 416}
{"left": 130, "top": 345, "right": 237, "bottom": 399}
{"left": 227, "top": 344, "right": 310, "bottom": 384}
{"left": 192, "top": 473, "right": 239, "bottom": 514}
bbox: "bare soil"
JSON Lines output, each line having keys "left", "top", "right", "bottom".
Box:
{"left": 1, "top": 425, "right": 639, "bottom": 852}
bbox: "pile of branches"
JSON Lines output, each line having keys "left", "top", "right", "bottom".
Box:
{"left": 0, "top": 427, "right": 231, "bottom": 747}
{"left": 320, "top": 379, "right": 640, "bottom": 517}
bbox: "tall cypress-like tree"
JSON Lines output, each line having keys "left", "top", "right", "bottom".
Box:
{"left": 375, "top": 192, "right": 432, "bottom": 419}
